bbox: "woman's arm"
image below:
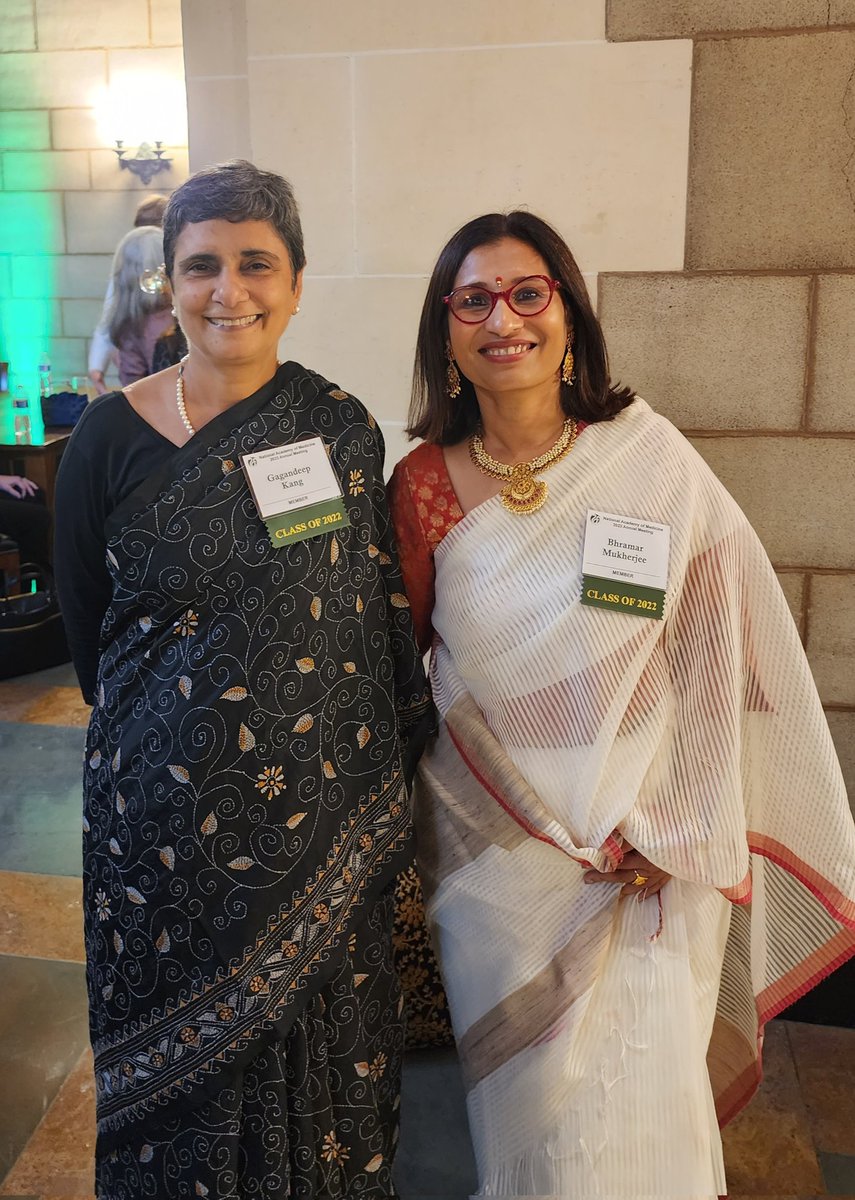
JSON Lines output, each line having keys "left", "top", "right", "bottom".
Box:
{"left": 53, "top": 420, "right": 113, "bottom": 703}
{"left": 387, "top": 458, "right": 436, "bottom": 656}
{"left": 88, "top": 280, "right": 117, "bottom": 392}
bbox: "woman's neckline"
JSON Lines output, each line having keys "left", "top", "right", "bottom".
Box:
{"left": 438, "top": 420, "right": 588, "bottom": 519}
{"left": 113, "top": 363, "right": 289, "bottom": 450}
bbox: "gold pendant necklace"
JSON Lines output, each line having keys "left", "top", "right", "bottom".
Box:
{"left": 468, "top": 416, "right": 577, "bottom": 515}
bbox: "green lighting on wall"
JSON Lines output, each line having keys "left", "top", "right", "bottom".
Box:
{"left": 0, "top": 179, "right": 60, "bottom": 440}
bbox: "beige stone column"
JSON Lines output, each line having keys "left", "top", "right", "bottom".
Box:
{"left": 603, "top": 2, "right": 855, "bottom": 803}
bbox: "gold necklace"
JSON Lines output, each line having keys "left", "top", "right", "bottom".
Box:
{"left": 469, "top": 416, "right": 577, "bottom": 515}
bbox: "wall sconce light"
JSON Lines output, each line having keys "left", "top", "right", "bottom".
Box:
{"left": 114, "top": 140, "right": 172, "bottom": 185}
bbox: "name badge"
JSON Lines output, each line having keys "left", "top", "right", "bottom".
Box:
{"left": 580, "top": 509, "right": 671, "bottom": 620}
{"left": 241, "top": 437, "right": 351, "bottom": 547}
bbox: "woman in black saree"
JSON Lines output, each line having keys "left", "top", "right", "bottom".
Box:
{"left": 54, "top": 160, "right": 430, "bottom": 1199}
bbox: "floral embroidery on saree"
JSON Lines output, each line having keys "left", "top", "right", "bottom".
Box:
{"left": 83, "top": 363, "right": 431, "bottom": 1150}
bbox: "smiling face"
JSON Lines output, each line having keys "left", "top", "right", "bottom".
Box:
{"left": 447, "top": 237, "right": 568, "bottom": 404}
{"left": 171, "top": 218, "right": 303, "bottom": 370}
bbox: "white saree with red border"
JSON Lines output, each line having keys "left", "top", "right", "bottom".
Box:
{"left": 411, "top": 398, "right": 855, "bottom": 1199}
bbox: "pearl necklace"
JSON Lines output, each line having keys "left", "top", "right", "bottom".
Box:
{"left": 468, "top": 416, "right": 577, "bottom": 515}
{"left": 175, "top": 356, "right": 195, "bottom": 437}
{"left": 176, "top": 356, "right": 284, "bottom": 439}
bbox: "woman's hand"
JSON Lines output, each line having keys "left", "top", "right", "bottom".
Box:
{"left": 583, "top": 847, "right": 672, "bottom": 898}
{"left": 89, "top": 369, "right": 107, "bottom": 395}
{"left": 0, "top": 474, "right": 38, "bottom": 499}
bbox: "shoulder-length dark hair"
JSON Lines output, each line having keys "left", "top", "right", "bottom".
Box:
{"left": 408, "top": 211, "right": 635, "bottom": 444}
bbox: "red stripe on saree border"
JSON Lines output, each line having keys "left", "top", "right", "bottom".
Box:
{"left": 748, "top": 832, "right": 855, "bottom": 927}
{"left": 718, "top": 929, "right": 855, "bottom": 1127}
{"left": 445, "top": 725, "right": 595, "bottom": 867}
{"left": 719, "top": 873, "right": 752, "bottom": 905}
{"left": 716, "top": 1054, "right": 764, "bottom": 1129}
{"left": 756, "top": 928, "right": 855, "bottom": 1025}
{"left": 602, "top": 833, "right": 625, "bottom": 870}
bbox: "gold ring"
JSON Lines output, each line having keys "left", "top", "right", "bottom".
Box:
{"left": 632, "top": 872, "right": 649, "bottom": 887}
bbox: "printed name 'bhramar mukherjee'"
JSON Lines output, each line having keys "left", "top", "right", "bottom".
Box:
{"left": 603, "top": 538, "right": 647, "bottom": 564}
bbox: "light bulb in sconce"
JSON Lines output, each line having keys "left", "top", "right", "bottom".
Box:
{"left": 94, "top": 72, "right": 187, "bottom": 184}
{"left": 115, "top": 140, "right": 173, "bottom": 185}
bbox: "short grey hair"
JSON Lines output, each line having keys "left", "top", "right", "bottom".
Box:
{"left": 162, "top": 159, "right": 306, "bottom": 286}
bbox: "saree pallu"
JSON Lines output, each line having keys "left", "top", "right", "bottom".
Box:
{"left": 406, "top": 399, "right": 855, "bottom": 1198}
{"left": 82, "top": 362, "right": 430, "bottom": 1192}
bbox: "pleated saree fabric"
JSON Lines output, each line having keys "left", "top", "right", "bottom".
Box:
{"left": 388, "top": 398, "right": 855, "bottom": 1199}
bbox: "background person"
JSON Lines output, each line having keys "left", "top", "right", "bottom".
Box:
{"left": 55, "top": 160, "right": 429, "bottom": 1199}
{"left": 388, "top": 210, "right": 855, "bottom": 1199}
{"left": 0, "top": 474, "right": 51, "bottom": 567}
{"left": 103, "top": 225, "right": 173, "bottom": 386}
{"left": 150, "top": 314, "right": 187, "bottom": 373}
{"left": 88, "top": 193, "right": 168, "bottom": 394}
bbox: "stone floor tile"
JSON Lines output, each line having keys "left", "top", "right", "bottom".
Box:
{"left": 0, "top": 956, "right": 89, "bottom": 1183}
{"left": 21, "top": 687, "right": 90, "bottom": 728}
{"left": 0, "top": 1048, "right": 94, "bottom": 1199}
{"left": 0, "top": 683, "right": 88, "bottom": 729}
{"left": 788, "top": 1023, "right": 855, "bottom": 1155}
{"left": 0, "top": 679, "right": 49, "bottom": 724}
{"left": 721, "top": 1022, "right": 824, "bottom": 1195}
{"left": 0, "top": 721, "right": 85, "bottom": 876}
{"left": 0, "top": 663, "right": 80, "bottom": 724}
{"left": 0, "top": 871, "right": 83, "bottom": 963}
{"left": 395, "top": 1047, "right": 478, "bottom": 1199}
{"left": 819, "top": 1151, "right": 855, "bottom": 1195}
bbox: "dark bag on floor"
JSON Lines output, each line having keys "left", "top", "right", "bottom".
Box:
{"left": 0, "top": 560, "right": 71, "bottom": 679}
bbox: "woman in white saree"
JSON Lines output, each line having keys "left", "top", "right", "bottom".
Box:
{"left": 388, "top": 212, "right": 855, "bottom": 1200}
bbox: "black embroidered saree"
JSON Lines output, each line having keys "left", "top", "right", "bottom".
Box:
{"left": 59, "top": 363, "right": 430, "bottom": 1197}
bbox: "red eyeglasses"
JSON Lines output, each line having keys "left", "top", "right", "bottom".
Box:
{"left": 443, "top": 275, "right": 560, "bottom": 324}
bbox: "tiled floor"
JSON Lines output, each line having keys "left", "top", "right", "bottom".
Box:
{"left": 0, "top": 662, "right": 853, "bottom": 1199}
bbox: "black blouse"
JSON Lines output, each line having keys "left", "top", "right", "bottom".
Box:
{"left": 54, "top": 392, "right": 179, "bottom": 703}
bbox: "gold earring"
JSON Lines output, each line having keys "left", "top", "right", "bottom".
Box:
{"left": 561, "top": 333, "right": 575, "bottom": 385}
{"left": 446, "top": 342, "right": 461, "bottom": 399}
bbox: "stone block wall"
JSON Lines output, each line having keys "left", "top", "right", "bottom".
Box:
{"left": 0, "top": 0, "right": 189, "bottom": 403}
{"left": 181, "top": 0, "right": 693, "bottom": 464}
{"left": 603, "top": 1, "right": 855, "bottom": 799}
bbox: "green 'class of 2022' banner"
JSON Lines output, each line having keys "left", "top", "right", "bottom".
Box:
{"left": 265, "top": 497, "right": 351, "bottom": 547}
{"left": 581, "top": 574, "right": 665, "bottom": 620}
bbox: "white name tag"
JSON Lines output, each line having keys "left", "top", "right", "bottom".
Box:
{"left": 241, "top": 437, "right": 343, "bottom": 518}
{"left": 240, "top": 437, "right": 351, "bottom": 547}
{"left": 581, "top": 510, "right": 671, "bottom": 620}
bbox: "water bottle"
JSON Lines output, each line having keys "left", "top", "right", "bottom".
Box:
{"left": 38, "top": 354, "right": 52, "bottom": 399}
{"left": 12, "top": 385, "right": 31, "bottom": 444}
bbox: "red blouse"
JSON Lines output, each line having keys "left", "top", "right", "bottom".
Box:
{"left": 387, "top": 428, "right": 587, "bottom": 654}
{"left": 387, "top": 443, "right": 464, "bottom": 655}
